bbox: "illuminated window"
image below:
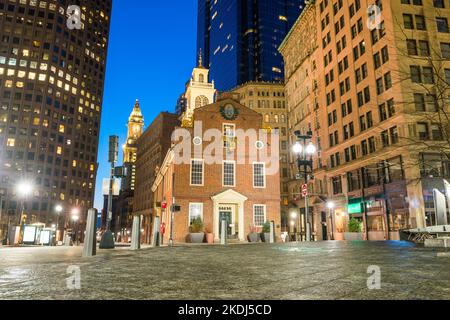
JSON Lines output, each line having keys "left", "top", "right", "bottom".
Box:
{"left": 57, "top": 146, "right": 62, "bottom": 155}
{"left": 59, "top": 125, "right": 65, "bottom": 133}
{"left": 7, "top": 138, "right": 15, "bottom": 147}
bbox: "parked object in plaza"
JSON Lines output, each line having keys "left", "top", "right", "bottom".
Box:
{"left": 260, "top": 221, "right": 272, "bottom": 243}
{"left": 344, "top": 218, "right": 364, "bottom": 241}
{"left": 205, "top": 227, "right": 214, "bottom": 244}
{"left": 189, "top": 218, "right": 205, "bottom": 243}
{"left": 247, "top": 225, "right": 259, "bottom": 243}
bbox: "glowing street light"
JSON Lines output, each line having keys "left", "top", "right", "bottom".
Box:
{"left": 16, "top": 181, "right": 33, "bottom": 197}
{"left": 55, "top": 205, "right": 63, "bottom": 214}
{"left": 327, "top": 202, "right": 335, "bottom": 210}
{"left": 290, "top": 212, "right": 298, "bottom": 220}
{"left": 306, "top": 142, "right": 317, "bottom": 155}
{"left": 292, "top": 142, "right": 303, "bottom": 154}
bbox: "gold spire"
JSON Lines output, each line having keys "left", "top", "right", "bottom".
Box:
{"left": 198, "top": 49, "right": 203, "bottom": 68}
{"left": 131, "top": 99, "right": 142, "bottom": 118}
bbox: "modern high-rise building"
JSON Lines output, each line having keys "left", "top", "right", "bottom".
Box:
{"left": 0, "top": 0, "right": 112, "bottom": 240}
{"left": 197, "top": 0, "right": 305, "bottom": 91}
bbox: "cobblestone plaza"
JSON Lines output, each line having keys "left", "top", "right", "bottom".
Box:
{"left": 0, "top": 242, "right": 449, "bottom": 300}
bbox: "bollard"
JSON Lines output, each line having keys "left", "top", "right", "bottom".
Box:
{"left": 82, "top": 209, "right": 97, "bottom": 257}
{"left": 130, "top": 215, "right": 141, "bottom": 251}
{"left": 269, "top": 221, "right": 275, "bottom": 244}
{"left": 151, "top": 216, "right": 160, "bottom": 247}
{"left": 220, "top": 220, "right": 227, "bottom": 245}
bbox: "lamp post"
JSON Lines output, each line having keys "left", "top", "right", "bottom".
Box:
{"left": 54, "top": 205, "right": 63, "bottom": 245}
{"left": 71, "top": 208, "right": 80, "bottom": 246}
{"left": 292, "top": 130, "right": 316, "bottom": 242}
{"left": 0, "top": 194, "right": 4, "bottom": 244}
{"left": 327, "top": 201, "right": 335, "bottom": 241}
{"left": 16, "top": 181, "right": 33, "bottom": 244}
{"left": 100, "top": 135, "right": 118, "bottom": 249}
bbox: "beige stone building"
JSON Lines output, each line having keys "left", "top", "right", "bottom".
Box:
{"left": 232, "top": 82, "right": 290, "bottom": 229}
{"left": 281, "top": 0, "right": 450, "bottom": 241}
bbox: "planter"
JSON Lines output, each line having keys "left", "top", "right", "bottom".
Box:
{"left": 206, "top": 233, "right": 214, "bottom": 244}
{"left": 260, "top": 233, "right": 271, "bottom": 243}
{"left": 190, "top": 233, "right": 205, "bottom": 243}
{"left": 344, "top": 232, "right": 364, "bottom": 241}
{"left": 247, "top": 233, "right": 259, "bottom": 243}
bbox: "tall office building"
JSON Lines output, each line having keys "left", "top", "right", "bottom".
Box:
{"left": 197, "top": 0, "right": 305, "bottom": 91}
{"left": 0, "top": 0, "right": 112, "bottom": 238}
{"left": 280, "top": 0, "right": 450, "bottom": 241}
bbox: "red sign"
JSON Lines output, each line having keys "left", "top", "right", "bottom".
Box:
{"left": 302, "top": 184, "right": 308, "bottom": 197}
{"left": 162, "top": 202, "right": 167, "bottom": 209}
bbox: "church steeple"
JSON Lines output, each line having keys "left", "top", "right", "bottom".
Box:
{"left": 124, "top": 99, "right": 144, "bottom": 162}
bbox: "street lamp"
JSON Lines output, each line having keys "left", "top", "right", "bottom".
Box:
{"left": 54, "top": 205, "right": 63, "bottom": 245}
{"left": 292, "top": 130, "right": 316, "bottom": 242}
{"left": 71, "top": 208, "right": 80, "bottom": 246}
{"left": 327, "top": 201, "right": 335, "bottom": 241}
{"left": 15, "top": 181, "right": 34, "bottom": 244}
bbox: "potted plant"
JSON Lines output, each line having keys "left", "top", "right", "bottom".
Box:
{"left": 247, "top": 225, "right": 259, "bottom": 243}
{"left": 344, "top": 218, "right": 364, "bottom": 241}
{"left": 190, "top": 218, "right": 205, "bottom": 243}
{"left": 260, "top": 221, "right": 272, "bottom": 243}
{"left": 205, "top": 227, "right": 214, "bottom": 244}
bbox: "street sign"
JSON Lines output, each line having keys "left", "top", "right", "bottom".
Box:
{"left": 302, "top": 184, "right": 308, "bottom": 197}
{"left": 162, "top": 202, "right": 167, "bottom": 209}
{"left": 108, "top": 135, "right": 119, "bottom": 163}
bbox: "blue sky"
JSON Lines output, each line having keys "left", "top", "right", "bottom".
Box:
{"left": 94, "top": 0, "right": 197, "bottom": 209}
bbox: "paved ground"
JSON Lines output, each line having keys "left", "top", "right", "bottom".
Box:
{"left": 0, "top": 241, "right": 449, "bottom": 300}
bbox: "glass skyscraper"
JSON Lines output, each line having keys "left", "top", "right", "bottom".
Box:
{"left": 197, "top": 0, "right": 305, "bottom": 91}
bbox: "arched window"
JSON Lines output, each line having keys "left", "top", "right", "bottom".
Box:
{"left": 199, "top": 74, "right": 205, "bottom": 83}
{"left": 195, "top": 95, "right": 209, "bottom": 108}
{"left": 274, "top": 115, "right": 279, "bottom": 123}
{"left": 281, "top": 115, "right": 286, "bottom": 123}
{"left": 264, "top": 114, "right": 270, "bottom": 123}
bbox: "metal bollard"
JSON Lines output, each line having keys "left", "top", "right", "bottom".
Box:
{"left": 151, "top": 216, "right": 160, "bottom": 247}
{"left": 82, "top": 209, "right": 97, "bottom": 257}
{"left": 269, "top": 221, "right": 275, "bottom": 244}
{"left": 220, "top": 220, "right": 227, "bottom": 245}
{"left": 131, "top": 215, "right": 141, "bottom": 251}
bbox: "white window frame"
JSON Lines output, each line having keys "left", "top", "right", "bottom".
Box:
{"left": 253, "top": 204, "right": 267, "bottom": 227}
{"left": 253, "top": 162, "right": 266, "bottom": 188}
{"left": 188, "top": 203, "right": 204, "bottom": 226}
{"left": 222, "top": 160, "right": 236, "bottom": 187}
{"left": 190, "top": 159, "right": 204, "bottom": 186}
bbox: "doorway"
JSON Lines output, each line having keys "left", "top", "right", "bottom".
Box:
{"left": 219, "top": 206, "right": 236, "bottom": 239}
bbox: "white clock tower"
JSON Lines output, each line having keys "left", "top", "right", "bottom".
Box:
{"left": 182, "top": 51, "right": 216, "bottom": 123}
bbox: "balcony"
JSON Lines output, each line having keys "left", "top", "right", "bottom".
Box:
{"left": 190, "top": 80, "right": 214, "bottom": 88}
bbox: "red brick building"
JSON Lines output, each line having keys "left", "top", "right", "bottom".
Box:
{"left": 151, "top": 95, "right": 281, "bottom": 243}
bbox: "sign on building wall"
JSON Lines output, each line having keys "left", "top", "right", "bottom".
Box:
{"left": 102, "top": 179, "right": 120, "bottom": 196}
{"left": 433, "top": 189, "right": 448, "bottom": 226}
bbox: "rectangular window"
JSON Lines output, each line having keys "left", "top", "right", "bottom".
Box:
{"left": 189, "top": 203, "right": 203, "bottom": 225}
{"left": 190, "top": 159, "right": 204, "bottom": 186}
{"left": 223, "top": 161, "right": 235, "bottom": 187}
{"left": 253, "top": 205, "right": 266, "bottom": 227}
{"left": 253, "top": 163, "right": 266, "bottom": 188}
{"left": 223, "top": 124, "right": 236, "bottom": 149}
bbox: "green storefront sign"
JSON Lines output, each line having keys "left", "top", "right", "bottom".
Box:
{"left": 348, "top": 198, "right": 363, "bottom": 214}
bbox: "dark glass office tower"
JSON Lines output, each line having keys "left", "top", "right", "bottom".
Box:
{"left": 0, "top": 0, "right": 112, "bottom": 237}
{"left": 197, "top": 0, "right": 305, "bottom": 91}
